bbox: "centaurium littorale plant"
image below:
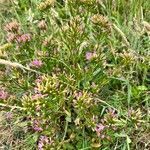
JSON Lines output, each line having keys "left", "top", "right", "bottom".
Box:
{"left": 0, "top": 90, "right": 8, "bottom": 100}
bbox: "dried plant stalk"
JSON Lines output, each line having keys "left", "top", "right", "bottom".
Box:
{"left": 0, "top": 59, "right": 42, "bottom": 74}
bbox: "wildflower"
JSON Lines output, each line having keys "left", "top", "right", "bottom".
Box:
{"left": 95, "top": 123, "right": 105, "bottom": 132}
{"left": 73, "top": 91, "right": 93, "bottom": 108}
{"left": 38, "top": 20, "right": 47, "bottom": 30}
{"left": 95, "top": 123, "right": 105, "bottom": 136}
{"left": 40, "top": 136, "right": 49, "bottom": 143}
{"left": 16, "top": 33, "right": 31, "bottom": 43}
{"left": 73, "top": 91, "right": 83, "bottom": 105}
{"left": 74, "top": 91, "right": 83, "bottom": 99}
{"left": 33, "top": 74, "right": 60, "bottom": 94}
{"left": 4, "top": 20, "right": 19, "bottom": 32}
{"left": 103, "top": 108, "right": 118, "bottom": 123}
{"left": 38, "top": 135, "right": 53, "bottom": 150}
{"left": 38, "top": 141, "right": 44, "bottom": 150}
{"left": 30, "top": 60, "right": 43, "bottom": 68}
{"left": 0, "top": 90, "right": 8, "bottom": 100}
{"left": 32, "top": 120, "right": 43, "bottom": 132}
{"left": 128, "top": 108, "right": 143, "bottom": 122}
{"left": 35, "top": 76, "right": 43, "bottom": 84}
{"left": 85, "top": 51, "right": 97, "bottom": 60}
{"left": 106, "top": 108, "right": 116, "bottom": 118}
{"left": 33, "top": 126, "right": 43, "bottom": 132}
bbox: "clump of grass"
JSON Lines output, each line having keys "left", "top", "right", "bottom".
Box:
{"left": 0, "top": 0, "right": 149, "bottom": 149}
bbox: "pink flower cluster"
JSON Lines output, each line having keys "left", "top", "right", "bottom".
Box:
{"left": 6, "top": 33, "right": 31, "bottom": 43}
{"left": 74, "top": 91, "right": 82, "bottom": 99}
{"left": 16, "top": 33, "right": 31, "bottom": 43}
{"left": 85, "top": 51, "right": 97, "bottom": 60}
{"left": 30, "top": 60, "right": 43, "bottom": 68}
{"left": 95, "top": 123, "right": 105, "bottom": 137}
{"left": 38, "top": 136, "right": 53, "bottom": 150}
{"left": 0, "top": 90, "right": 8, "bottom": 100}
{"left": 94, "top": 108, "right": 118, "bottom": 138}
{"left": 32, "top": 120, "right": 43, "bottom": 132}
{"left": 106, "top": 108, "right": 117, "bottom": 118}
{"left": 35, "top": 76, "right": 43, "bottom": 84}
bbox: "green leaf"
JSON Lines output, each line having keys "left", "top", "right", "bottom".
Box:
{"left": 127, "top": 136, "right": 131, "bottom": 144}
{"left": 66, "top": 116, "right": 71, "bottom": 122}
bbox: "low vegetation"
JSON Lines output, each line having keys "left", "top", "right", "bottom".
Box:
{"left": 0, "top": 0, "right": 149, "bottom": 149}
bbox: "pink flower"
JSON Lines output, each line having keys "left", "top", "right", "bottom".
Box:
{"left": 35, "top": 79, "right": 42, "bottom": 83}
{"left": 40, "top": 136, "right": 49, "bottom": 143}
{"left": 33, "top": 126, "right": 43, "bottom": 132}
{"left": 35, "top": 76, "right": 43, "bottom": 84}
{"left": 106, "top": 108, "right": 117, "bottom": 118}
{"left": 85, "top": 51, "right": 97, "bottom": 60}
{"left": 38, "top": 142, "right": 44, "bottom": 150}
{"left": 32, "top": 120, "right": 43, "bottom": 132}
{"left": 95, "top": 123, "right": 105, "bottom": 132}
{"left": 38, "top": 135, "right": 53, "bottom": 150}
{"left": 95, "top": 123, "right": 105, "bottom": 137}
{"left": 74, "top": 91, "right": 82, "bottom": 99}
{"left": 16, "top": 33, "right": 31, "bottom": 43}
{"left": 30, "top": 60, "right": 43, "bottom": 68}
{"left": 0, "top": 90, "right": 8, "bottom": 100}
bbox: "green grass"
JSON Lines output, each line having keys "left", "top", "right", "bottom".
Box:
{"left": 0, "top": 0, "right": 150, "bottom": 149}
